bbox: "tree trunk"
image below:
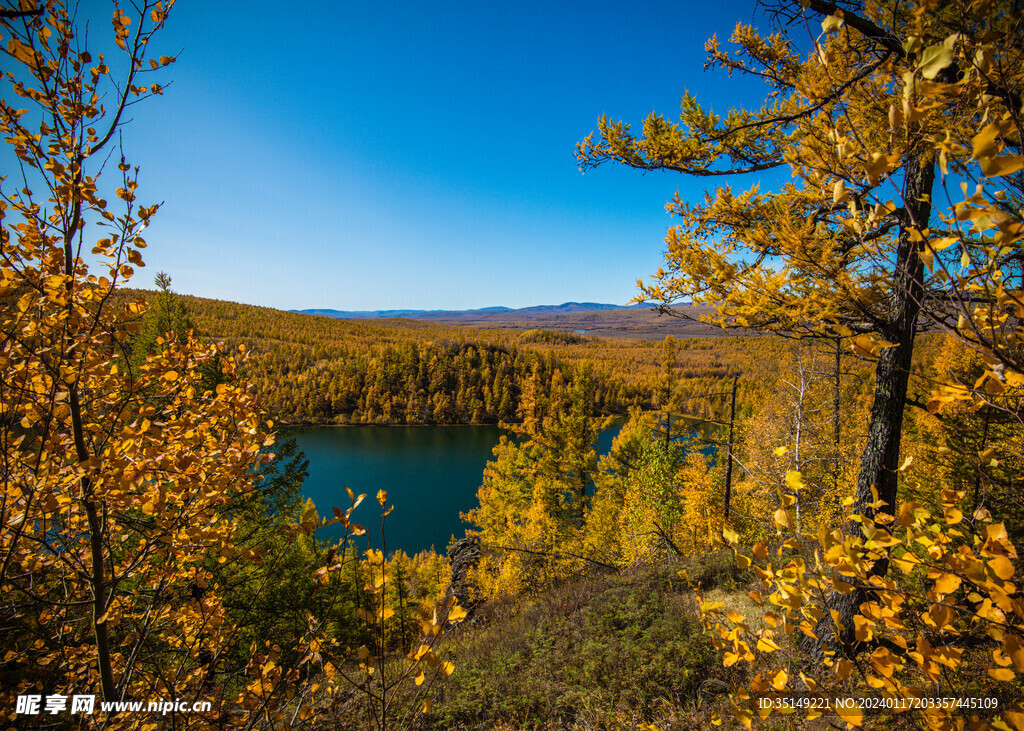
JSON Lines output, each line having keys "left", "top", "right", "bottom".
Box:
{"left": 724, "top": 375, "right": 738, "bottom": 519}
{"left": 816, "top": 149, "right": 934, "bottom": 655}
{"left": 64, "top": 191, "right": 118, "bottom": 704}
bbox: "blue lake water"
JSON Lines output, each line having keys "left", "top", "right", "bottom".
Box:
{"left": 283, "top": 424, "right": 621, "bottom": 556}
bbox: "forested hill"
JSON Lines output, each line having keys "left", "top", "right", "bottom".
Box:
{"left": 141, "top": 291, "right": 780, "bottom": 425}
{"left": 180, "top": 293, "right": 645, "bottom": 424}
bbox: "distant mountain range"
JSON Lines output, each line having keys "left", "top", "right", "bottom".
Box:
{"left": 294, "top": 302, "right": 642, "bottom": 322}
{"left": 289, "top": 301, "right": 746, "bottom": 340}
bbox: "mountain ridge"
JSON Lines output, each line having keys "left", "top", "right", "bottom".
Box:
{"left": 293, "top": 301, "right": 641, "bottom": 320}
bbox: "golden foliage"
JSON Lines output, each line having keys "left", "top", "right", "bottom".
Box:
{"left": 579, "top": 0, "right": 1024, "bottom": 727}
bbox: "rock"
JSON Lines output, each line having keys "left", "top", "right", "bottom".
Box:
{"left": 445, "top": 536, "right": 481, "bottom": 615}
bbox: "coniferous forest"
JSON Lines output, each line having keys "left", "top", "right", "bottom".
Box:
{"left": 3, "top": 1, "right": 1024, "bottom": 730}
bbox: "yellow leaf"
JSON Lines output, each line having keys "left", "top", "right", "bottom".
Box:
{"left": 990, "top": 555, "right": 1015, "bottom": 580}
{"left": 7, "top": 38, "right": 42, "bottom": 68}
{"left": 851, "top": 334, "right": 876, "bottom": 359}
{"left": 918, "top": 37, "right": 955, "bottom": 80}
{"left": 774, "top": 508, "right": 792, "bottom": 530}
{"left": 821, "top": 11, "right": 844, "bottom": 33}
{"left": 989, "top": 667, "right": 1016, "bottom": 681}
{"left": 757, "top": 636, "right": 782, "bottom": 653}
{"left": 981, "top": 155, "right": 1024, "bottom": 177}
{"left": 869, "top": 647, "right": 898, "bottom": 678}
{"left": 863, "top": 152, "right": 895, "bottom": 185}
{"left": 833, "top": 179, "right": 850, "bottom": 203}
{"left": 785, "top": 470, "right": 804, "bottom": 491}
{"left": 722, "top": 527, "right": 739, "bottom": 545}
{"left": 934, "top": 572, "right": 961, "bottom": 594}
{"left": 774, "top": 446, "right": 789, "bottom": 456}
{"left": 973, "top": 121, "right": 1005, "bottom": 158}
{"left": 853, "top": 615, "right": 873, "bottom": 642}
{"left": 836, "top": 702, "right": 864, "bottom": 727}
{"left": 999, "top": 704, "right": 1024, "bottom": 728}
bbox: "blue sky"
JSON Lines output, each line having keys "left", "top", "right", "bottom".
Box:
{"left": 100, "top": 0, "right": 775, "bottom": 310}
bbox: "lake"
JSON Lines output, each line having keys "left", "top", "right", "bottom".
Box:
{"left": 283, "top": 424, "right": 621, "bottom": 556}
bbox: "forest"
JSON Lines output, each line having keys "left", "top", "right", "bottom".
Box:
{"left": 138, "top": 290, "right": 782, "bottom": 426}
{"left": 2, "top": 0, "right": 1024, "bottom": 730}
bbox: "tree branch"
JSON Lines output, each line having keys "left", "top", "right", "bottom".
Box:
{"left": 0, "top": 7, "right": 44, "bottom": 19}
{"left": 802, "top": 0, "right": 907, "bottom": 58}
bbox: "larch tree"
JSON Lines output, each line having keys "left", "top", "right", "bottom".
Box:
{"left": 577, "top": 0, "right": 1024, "bottom": 648}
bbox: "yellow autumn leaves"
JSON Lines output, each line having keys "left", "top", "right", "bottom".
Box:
{"left": 703, "top": 485, "right": 1024, "bottom": 729}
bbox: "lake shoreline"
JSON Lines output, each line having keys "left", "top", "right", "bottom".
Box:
{"left": 279, "top": 421, "right": 508, "bottom": 429}
{"left": 276, "top": 410, "right": 639, "bottom": 430}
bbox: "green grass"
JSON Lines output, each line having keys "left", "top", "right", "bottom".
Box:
{"left": 422, "top": 566, "right": 731, "bottom": 730}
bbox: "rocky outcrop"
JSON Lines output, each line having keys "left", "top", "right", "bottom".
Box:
{"left": 445, "top": 536, "right": 481, "bottom": 615}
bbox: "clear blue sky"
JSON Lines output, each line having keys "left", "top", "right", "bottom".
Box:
{"left": 105, "top": 0, "right": 774, "bottom": 311}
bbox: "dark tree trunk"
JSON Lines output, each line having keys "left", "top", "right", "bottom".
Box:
{"left": 724, "top": 375, "right": 738, "bottom": 519}
{"left": 815, "top": 149, "right": 934, "bottom": 656}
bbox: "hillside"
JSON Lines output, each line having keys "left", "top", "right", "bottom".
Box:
{"left": 154, "top": 291, "right": 782, "bottom": 425}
